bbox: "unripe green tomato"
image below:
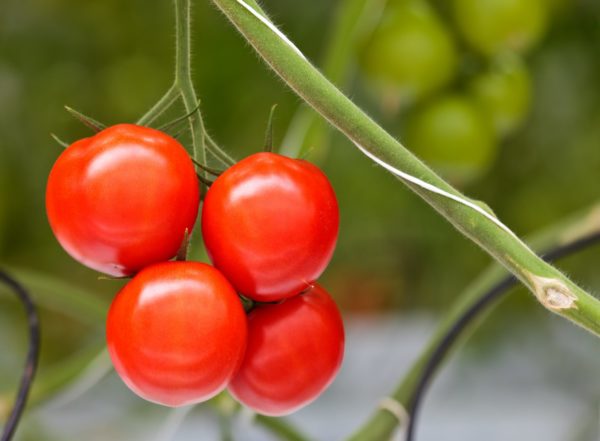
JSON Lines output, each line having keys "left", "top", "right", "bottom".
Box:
{"left": 404, "top": 94, "right": 498, "bottom": 183}
{"left": 452, "top": 0, "right": 549, "bottom": 56}
{"left": 468, "top": 54, "right": 532, "bottom": 137}
{"left": 360, "top": 0, "right": 457, "bottom": 108}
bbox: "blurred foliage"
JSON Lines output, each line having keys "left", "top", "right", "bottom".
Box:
{"left": 0, "top": 0, "right": 600, "bottom": 433}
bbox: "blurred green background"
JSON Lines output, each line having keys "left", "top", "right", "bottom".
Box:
{"left": 1, "top": 0, "right": 600, "bottom": 439}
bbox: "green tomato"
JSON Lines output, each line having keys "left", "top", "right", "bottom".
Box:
{"left": 452, "top": 0, "right": 549, "bottom": 56}
{"left": 468, "top": 54, "right": 532, "bottom": 137}
{"left": 360, "top": 0, "right": 458, "bottom": 108}
{"left": 404, "top": 94, "right": 498, "bottom": 183}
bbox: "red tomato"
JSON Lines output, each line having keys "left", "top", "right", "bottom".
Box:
{"left": 228, "top": 284, "right": 344, "bottom": 416}
{"left": 201, "top": 152, "right": 339, "bottom": 302}
{"left": 106, "top": 261, "right": 247, "bottom": 407}
{"left": 46, "top": 124, "right": 200, "bottom": 276}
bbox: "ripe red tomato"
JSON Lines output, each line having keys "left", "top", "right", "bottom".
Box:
{"left": 228, "top": 284, "right": 344, "bottom": 416}
{"left": 46, "top": 124, "right": 200, "bottom": 276}
{"left": 201, "top": 152, "right": 339, "bottom": 302}
{"left": 106, "top": 261, "right": 247, "bottom": 407}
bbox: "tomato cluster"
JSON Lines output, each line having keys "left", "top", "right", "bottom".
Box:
{"left": 46, "top": 125, "right": 344, "bottom": 414}
{"left": 359, "top": 0, "right": 552, "bottom": 184}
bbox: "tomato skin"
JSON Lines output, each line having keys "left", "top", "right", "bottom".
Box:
{"left": 46, "top": 124, "right": 200, "bottom": 276}
{"left": 201, "top": 152, "right": 339, "bottom": 302}
{"left": 228, "top": 284, "right": 344, "bottom": 416}
{"left": 106, "top": 261, "right": 247, "bottom": 407}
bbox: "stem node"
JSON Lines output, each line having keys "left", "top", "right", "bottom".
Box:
{"left": 529, "top": 275, "right": 577, "bottom": 311}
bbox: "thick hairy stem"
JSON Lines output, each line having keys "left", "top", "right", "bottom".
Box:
{"left": 208, "top": 0, "right": 600, "bottom": 336}
{"left": 0, "top": 270, "right": 40, "bottom": 441}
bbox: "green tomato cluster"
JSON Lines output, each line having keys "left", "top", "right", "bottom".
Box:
{"left": 359, "top": 0, "right": 554, "bottom": 184}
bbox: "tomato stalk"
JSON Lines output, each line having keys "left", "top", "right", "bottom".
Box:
{"left": 136, "top": 1, "right": 236, "bottom": 168}
{"left": 207, "top": 0, "right": 600, "bottom": 338}
{"left": 173, "top": 0, "right": 206, "bottom": 170}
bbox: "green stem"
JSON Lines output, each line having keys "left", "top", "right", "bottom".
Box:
{"left": 174, "top": 0, "right": 206, "bottom": 165}
{"left": 349, "top": 202, "right": 600, "bottom": 440}
{"left": 136, "top": 83, "right": 180, "bottom": 126}
{"left": 218, "top": 412, "right": 234, "bottom": 441}
{"left": 208, "top": 0, "right": 600, "bottom": 336}
{"left": 254, "top": 415, "right": 313, "bottom": 441}
{"left": 173, "top": 0, "right": 237, "bottom": 167}
{"left": 137, "top": 1, "right": 237, "bottom": 171}
{"left": 207, "top": 392, "right": 310, "bottom": 441}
